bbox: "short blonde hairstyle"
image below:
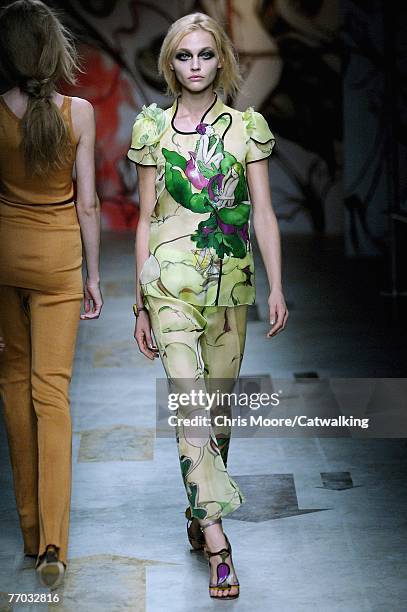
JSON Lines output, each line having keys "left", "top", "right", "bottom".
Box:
{"left": 158, "top": 12, "right": 242, "bottom": 99}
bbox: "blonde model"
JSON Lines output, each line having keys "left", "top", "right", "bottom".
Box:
{"left": 128, "top": 12, "right": 288, "bottom": 600}
{"left": 0, "top": 0, "right": 102, "bottom": 589}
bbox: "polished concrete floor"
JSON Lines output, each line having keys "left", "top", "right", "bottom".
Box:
{"left": 1, "top": 232, "right": 406, "bottom": 611}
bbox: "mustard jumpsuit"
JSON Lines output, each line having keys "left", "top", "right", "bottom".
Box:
{"left": 0, "top": 96, "right": 83, "bottom": 566}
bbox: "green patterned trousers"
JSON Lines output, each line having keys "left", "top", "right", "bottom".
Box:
{"left": 145, "top": 295, "right": 247, "bottom": 521}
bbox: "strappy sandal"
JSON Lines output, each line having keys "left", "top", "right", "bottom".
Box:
{"left": 200, "top": 519, "right": 240, "bottom": 600}
{"left": 36, "top": 545, "right": 65, "bottom": 589}
{"left": 186, "top": 516, "right": 206, "bottom": 551}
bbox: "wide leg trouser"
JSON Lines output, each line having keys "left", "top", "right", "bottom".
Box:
{"left": 0, "top": 200, "right": 83, "bottom": 566}
{"left": 145, "top": 295, "right": 248, "bottom": 521}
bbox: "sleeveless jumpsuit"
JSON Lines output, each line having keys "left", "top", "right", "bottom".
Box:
{"left": 0, "top": 95, "right": 83, "bottom": 566}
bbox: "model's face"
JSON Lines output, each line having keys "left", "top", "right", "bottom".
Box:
{"left": 170, "top": 29, "right": 222, "bottom": 94}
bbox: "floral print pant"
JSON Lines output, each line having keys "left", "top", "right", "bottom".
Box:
{"left": 145, "top": 295, "right": 248, "bottom": 520}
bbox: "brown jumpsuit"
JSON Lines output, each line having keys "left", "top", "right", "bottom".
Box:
{"left": 0, "top": 95, "right": 83, "bottom": 566}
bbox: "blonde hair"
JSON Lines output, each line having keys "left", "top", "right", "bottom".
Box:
{"left": 0, "top": 0, "right": 80, "bottom": 176}
{"left": 158, "top": 12, "right": 242, "bottom": 99}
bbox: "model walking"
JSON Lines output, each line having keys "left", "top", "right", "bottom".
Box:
{"left": 129, "top": 12, "right": 288, "bottom": 599}
{"left": 0, "top": 0, "right": 102, "bottom": 588}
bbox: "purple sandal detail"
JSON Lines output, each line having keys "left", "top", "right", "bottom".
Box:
{"left": 200, "top": 519, "right": 240, "bottom": 600}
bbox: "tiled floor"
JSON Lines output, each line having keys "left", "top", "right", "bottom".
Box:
{"left": 0, "top": 232, "right": 406, "bottom": 611}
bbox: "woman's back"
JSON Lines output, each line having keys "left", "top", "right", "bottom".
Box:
{"left": 0, "top": 90, "right": 78, "bottom": 205}
{"left": 0, "top": 2, "right": 101, "bottom": 584}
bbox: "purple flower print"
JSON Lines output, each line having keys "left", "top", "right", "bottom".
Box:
{"left": 218, "top": 220, "right": 236, "bottom": 235}
{"left": 218, "top": 221, "right": 249, "bottom": 241}
{"left": 196, "top": 122, "right": 209, "bottom": 135}
{"left": 238, "top": 223, "right": 249, "bottom": 242}
{"left": 185, "top": 151, "right": 209, "bottom": 190}
{"left": 207, "top": 174, "right": 224, "bottom": 201}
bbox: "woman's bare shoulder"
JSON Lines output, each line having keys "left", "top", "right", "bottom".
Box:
{"left": 70, "top": 96, "right": 95, "bottom": 141}
{"left": 70, "top": 96, "right": 94, "bottom": 115}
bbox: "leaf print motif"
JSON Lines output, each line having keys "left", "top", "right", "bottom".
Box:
{"left": 162, "top": 125, "right": 252, "bottom": 260}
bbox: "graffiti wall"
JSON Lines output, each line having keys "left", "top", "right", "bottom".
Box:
{"left": 49, "top": 0, "right": 342, "bottom": 234}
{"left": 0, "top": 0, "right": 343, "bottom": 235}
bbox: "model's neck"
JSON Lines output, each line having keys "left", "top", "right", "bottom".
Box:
{"left": 178, "top": 88, "right": 216, "bottom": 116}
{"left": 5, "top": 86, "right": 57, "bottom": 100}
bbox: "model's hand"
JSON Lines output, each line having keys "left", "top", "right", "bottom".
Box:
{"left": 0, "top": 336, "right": 4, "bottom": 352}
{"left": 267, "top": 288, "right": 288, "bottom": 337}
{"left": 81, "top": 278, "right": 103, "bottom": 319}
{"left": 134, "top": 311, "right": 159, "bottom": 360}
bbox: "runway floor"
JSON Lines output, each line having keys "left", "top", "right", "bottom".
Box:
{"left": 1, "top": 231, "right": 406, "bottom": 611}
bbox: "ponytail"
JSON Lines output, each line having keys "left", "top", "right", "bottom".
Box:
{"left": 0, "top": 0, "right": 81, "bottom": 176}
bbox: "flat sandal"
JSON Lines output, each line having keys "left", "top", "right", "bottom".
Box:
{"left": 200, "top": 519, "right": 240, "bottom": 600}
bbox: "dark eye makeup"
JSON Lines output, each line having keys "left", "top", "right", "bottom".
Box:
{"left": 174, "top": 48, "right": 216, "bottom": 61}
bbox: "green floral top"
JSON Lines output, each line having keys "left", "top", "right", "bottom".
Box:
{"left": 127, "top": 93, "right": 275, "bottom": 307}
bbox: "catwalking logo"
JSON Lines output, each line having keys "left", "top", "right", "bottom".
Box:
{"left": 167, "top": 389, "right": 281, "bottom": 411}
{"left": 166, "top": 410, "right": 369, "bottom": 430}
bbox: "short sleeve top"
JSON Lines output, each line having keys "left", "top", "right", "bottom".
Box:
{"left": 127, "top": 93, "right": 276, "bottom": 307}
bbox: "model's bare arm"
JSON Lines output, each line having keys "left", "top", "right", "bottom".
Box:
{"left": 134, "top": 164, "right": 159, "bottom": 359}
{"left": 71, "top": 97, "right": 103, "bottom": 319}
{"left": 247, "top": 158, "right": 288, "bottom": 337}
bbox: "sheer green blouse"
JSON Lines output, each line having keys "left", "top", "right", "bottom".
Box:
{"left": 127, "top": 93, "right": 276, "bottom": 307}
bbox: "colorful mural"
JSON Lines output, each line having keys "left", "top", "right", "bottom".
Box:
{"left": 51, "top": 0, "right": 342, "bottom": 234}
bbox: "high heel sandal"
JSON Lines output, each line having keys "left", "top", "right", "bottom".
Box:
{"left": 200, "top": 519, "right": 240, "bottom": 600}
{"left": 36, "top": 545, "right": 65, "bottom": 589}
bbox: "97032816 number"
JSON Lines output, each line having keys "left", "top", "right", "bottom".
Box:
{"left": 8, "top": 593, "right": 60, "bottom": 603}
